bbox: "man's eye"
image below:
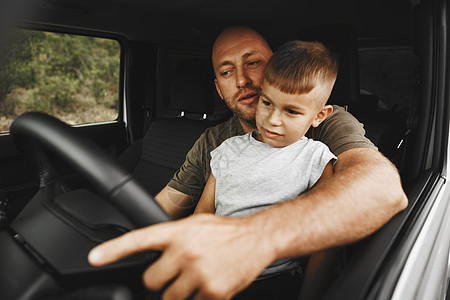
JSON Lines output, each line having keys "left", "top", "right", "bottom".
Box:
{"left": 262, "top": 100, "right": 271, "bottom": 106}
{"left": 248, "top": 60, "right": 260, "bottom": 67}
{"left": 220, "top": 70, "right": 230, "bottom": 76}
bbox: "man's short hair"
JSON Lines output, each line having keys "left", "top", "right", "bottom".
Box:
{"left": 264, "top": 40, "right": 338, "bottom": 96}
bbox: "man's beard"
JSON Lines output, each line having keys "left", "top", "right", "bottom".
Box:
{"left": 234, "top": 108, "right": 257, "bottom": 129}
{"left": 224, "top": 88, "right": 260, "bottom": 130}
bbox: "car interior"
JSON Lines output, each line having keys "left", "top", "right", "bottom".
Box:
{"left": 0, "top": 0, "right": 448, "bottom": 299}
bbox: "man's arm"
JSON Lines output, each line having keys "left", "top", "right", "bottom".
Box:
{"left": 155, "top": 173, "right": 216, "bottom": 218}
{"left": 155, "top": 186, "right": 196, "bottom": 219}
{"left": 260, "top": 148, "right": 407, "bottom": 257}
{"left": 89, "top": 147, "right": 407, "bottom": 299}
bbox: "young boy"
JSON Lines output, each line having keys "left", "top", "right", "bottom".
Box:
{"left": 194, "top": 40, "right": 338, "bottom": 299}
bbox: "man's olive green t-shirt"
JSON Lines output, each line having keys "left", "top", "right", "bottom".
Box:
{"left": 167, "top": 105, "right": 377, "bottom": 202}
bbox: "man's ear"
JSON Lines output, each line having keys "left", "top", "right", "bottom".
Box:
{"left": 214, "top": 79, "right": 224, "bottom": 99}
{"left": 312, "top": 105, "right": 333, "bottom": 127}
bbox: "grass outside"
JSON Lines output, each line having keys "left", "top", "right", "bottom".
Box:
{"left": 0, "top": 87, "right": 118, "bottom": 133}
{"left": 0, "top": 106, "right": 118, "bottom": 133}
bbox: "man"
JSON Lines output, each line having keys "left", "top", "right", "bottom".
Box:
{"left": 89, "top": 26, "right": 408, "bottom": 300}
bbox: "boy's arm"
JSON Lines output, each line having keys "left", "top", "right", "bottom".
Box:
{"left": 193, "top": 174, "right": 216, "bottom": 214}
{"left": 314, "top": 160, "right": 334, "bottom": 187}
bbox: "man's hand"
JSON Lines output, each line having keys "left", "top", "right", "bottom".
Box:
{"left": 88, "top": 214, "right": 273, "bottom": 300}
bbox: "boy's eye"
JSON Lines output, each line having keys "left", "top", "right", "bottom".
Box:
{"left": 287, "top": 109, "right": 299, "bottom": 115}
{"left": 262, "top": 100, "right": 271, "bottom": 106}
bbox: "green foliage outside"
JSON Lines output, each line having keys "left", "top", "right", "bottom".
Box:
{"left": 0, "top": 29, "right": 120, "bottom": 131}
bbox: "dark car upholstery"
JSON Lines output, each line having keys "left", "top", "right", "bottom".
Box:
{"left": 119, "top": 57, "right": 231, "bottom": 196}
{"left": 297, "top": 24, "right": 407, "bottom": 164}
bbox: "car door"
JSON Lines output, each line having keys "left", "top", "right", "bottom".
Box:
{"left": 322, "top": 0, "right": 450, "bottom": 298}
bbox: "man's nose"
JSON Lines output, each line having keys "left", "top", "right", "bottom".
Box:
{"left": 268, "top": 110, "right": 282, "bottom": 126}
{"left": 236, "top": 67, "right": 251, "bottom": 88}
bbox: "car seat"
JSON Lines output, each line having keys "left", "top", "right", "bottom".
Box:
{"left": 297, "top": 24, "right": 407, "bottom": 165}
{"left": 119, "top": 57, "right": 230, "bottom": 196}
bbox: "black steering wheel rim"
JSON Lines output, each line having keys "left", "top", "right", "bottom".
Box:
{"left": 10, "top": 112, "right": 170, "bottom": 227}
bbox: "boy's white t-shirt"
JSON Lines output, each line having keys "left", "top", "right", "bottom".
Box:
{"left": 211, "top": 132, "right": 336, "bottom": 217}
{"left": 210, "top": 132, "right": 336, "bottom": 278}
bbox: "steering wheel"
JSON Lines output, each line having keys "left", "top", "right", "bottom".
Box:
{"left": 10, "top": 112, "right": 170, "bottom": 227}
{"left": 2, "top": 112, "right": 170, "bottom": 299}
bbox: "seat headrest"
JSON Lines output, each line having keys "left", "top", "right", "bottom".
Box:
{"left": 297, "top": 23, "right": 360, "bottom": 107}
{"left": 167, "top": 57, "right": 215, "bottom": 115}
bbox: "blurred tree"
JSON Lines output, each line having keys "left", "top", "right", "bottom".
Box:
{"left": 0, "top": 29, "right": 43, "bottom": 103}
{"left": 0, "top": 29, "right": 120, "bottom": 115}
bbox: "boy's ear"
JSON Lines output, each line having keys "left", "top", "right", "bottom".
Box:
{"left": 312, "top": 105, "right": 333, "bottom": 127}
{"left": 214, "top": 79, "right": 224, "bottom": 99}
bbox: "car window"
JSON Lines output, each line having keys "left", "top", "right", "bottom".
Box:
{"left": 0, "top": 29, "right": 120, "bottom": 133}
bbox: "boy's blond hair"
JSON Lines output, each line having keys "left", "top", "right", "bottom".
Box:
{"left": 264, "top": 40, "right": 338, "bottom": 102}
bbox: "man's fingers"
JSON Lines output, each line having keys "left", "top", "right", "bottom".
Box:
{"left": 142, "top": 249, "right": 181, "bottom": 291}
{"left": 88, "top": 223, "right": 173, "bottom": 266}
{"left": 162, "top": 272, "right": 199, "bottom": 300}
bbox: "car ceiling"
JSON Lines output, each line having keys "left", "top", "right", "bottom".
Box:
{"left": 3, "top": 0, "right": 416, "bottom": 46}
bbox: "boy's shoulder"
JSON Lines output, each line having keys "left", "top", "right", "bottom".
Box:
{"left": 217, "top": 131, "right": 253, "bottom": 148}
{"left": 296, "top": 135, "right": 328, "bottom": 147}
{"left": 192, "top": 115, "right": 243, "bottom": 154}
{"left": 293, "top": 136, "right": 334, "bottom": 156}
